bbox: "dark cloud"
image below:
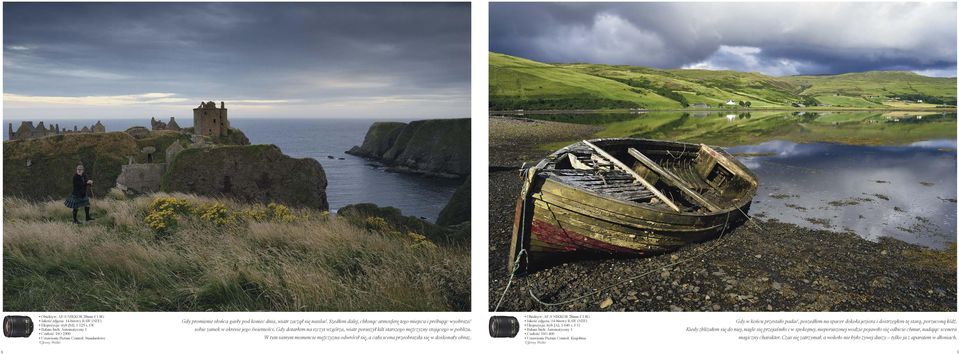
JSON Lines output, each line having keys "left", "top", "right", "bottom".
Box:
{"left": 3, "top": 3, "right": 470, "bottom": 118}
{"left": 490, "top": 2, "right": 957, "bottom": 77}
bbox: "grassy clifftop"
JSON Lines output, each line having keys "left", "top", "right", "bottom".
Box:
{"left": 489, "top": 52, "right": 957, "bottom": 110}
{"left": 4, "top": 132, "right": 139, "bottom": 200}
{"left": 3, "top": 193, "right": 469, "bottom": 311}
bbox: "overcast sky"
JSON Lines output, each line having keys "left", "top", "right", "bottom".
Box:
{"left": 3, "top": 3, "right": 470, "bottom": 120}
{"left": 491, "top": 2, "right": 957, "bottom": 77}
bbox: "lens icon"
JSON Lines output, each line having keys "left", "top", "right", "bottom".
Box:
{"left": 3, "top": 316, "right": 33, "bottom": 338}
{"left": 489, "top": 316, "right": 519, "bottom": 338}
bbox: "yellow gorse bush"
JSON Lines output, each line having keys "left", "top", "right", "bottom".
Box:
{"left": 242, "top": 208, "right": 268, "bottom": 222}
{"left": 145, "top": 197, "right": 192, "bottom": 233}
{"left": 363, "top": 216, "right": 391, "bottom": 232}
{"left": 145, "top": 208, "right": 176, "bottom": 233}
{"left": 144, "top": 197, "right": 301, "bottom": 234}
{"left": 406, "top": 232, "right": 437, "bottom": 250}
{"left": 359, "top": 216, "right": 437, "bottom": 249}
{"left": 197, "top": 203, "right": 237, "bottom": 226}
{"left": 267, "top": 203, "right": 297, "bottom": 223}
{"left": 149, "top": 197, "right": 193, "bottom": 215}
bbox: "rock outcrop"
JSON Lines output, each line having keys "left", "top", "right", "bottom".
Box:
{"left": 125, "top": 126, "right": 150, "bottom": 139}
{"left": 162, "top": 144, "right": 328, "bottom": 210}
{"left": 117, "top": 163, "right": 167, "bottom": 194}
{"left": 437, "top": 176, "right": 470, "bottom": 226}
{"left": 347, "top": 118, "right": 470, "bottom": 177}
{"left": 346, "top": 122, "right": 407, "bottom": 157}
{"left": 181, "top": 127, "right": 250, "bottom": 146}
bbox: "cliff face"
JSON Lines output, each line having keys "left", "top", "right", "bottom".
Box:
{"left": 162, "top": 145, "right": 328, "bottom": 210}
{"left": 347, "top": 118, "right": 470, "bottom": 177}
{"left": 346, "top": 122, "right": 407, "bottom": 158}
{"left": 3, "top": 132, "right": 138, "bottom": 200}
{"left": 436, "top": 176, "right": 470, "bottom": 226}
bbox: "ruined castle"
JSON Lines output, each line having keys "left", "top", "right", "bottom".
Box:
{"left": 151, "top": 116, "right": 182, "bottom": 131}
{"left": 8, "top": 121, "right": 105, "bottom": 141}
{"left": 8, "top": 100, "right": 229, "bottom": 142}
{"left": 194, "top": 101, "right": 229, "bottom": 137}
{"left": 116, "top": 101, "right": 228, "bottom": 195}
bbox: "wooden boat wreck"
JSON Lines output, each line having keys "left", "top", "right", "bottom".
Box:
{"left": 509, "top": 138, "right": 759, "bottom": 272}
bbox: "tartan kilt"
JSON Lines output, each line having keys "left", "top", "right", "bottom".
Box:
{"left": 64, "top": 195, "right": 90, "bottom": 209}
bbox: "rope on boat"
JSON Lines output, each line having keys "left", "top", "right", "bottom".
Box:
{"left": 493, "top": 249, "right": 527, "bottom": 312}
{"left": 737, "top": 205, "right": 766, "bottom": 233}
{"left": 526, "top": 213, "right": 732, "bottom": 308}
{"left": 493, "top": 163, "right": 532, "bottom": 312}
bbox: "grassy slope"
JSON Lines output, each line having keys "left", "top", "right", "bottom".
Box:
{"left": 3, "top": 193, "right": 469, "bottom": 311}
{"left": 489, "top": 52, "right": 682, "bottom": 110}
{"left": 787, "top": 71, "right": 956, "bottom": 97}
{"left": 489, "top": 52, "right": 957, "bottom": 110}
{"left": 665, "top": 68, "right": 801, "bottom": 107}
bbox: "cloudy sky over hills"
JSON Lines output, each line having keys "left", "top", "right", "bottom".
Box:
{"left": 490, "top": 2, "right": 957, "bottom": 77}
{"left": 3, "top": 3, "right": 470, "bottom": 119}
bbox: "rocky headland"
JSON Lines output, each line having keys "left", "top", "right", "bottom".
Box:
{"left": 437, "top": 176, "right": 471, "bottom": 227}
{"left": 347, "top": 118, "right": 470, "bottom": 178}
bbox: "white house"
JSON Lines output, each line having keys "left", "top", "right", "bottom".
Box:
{"left": 725, "top": 99, "right": 737, "bottom": 105}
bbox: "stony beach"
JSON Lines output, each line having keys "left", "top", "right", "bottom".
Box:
{"left": 488, "top": 117, "right": 957, "bottom": 312}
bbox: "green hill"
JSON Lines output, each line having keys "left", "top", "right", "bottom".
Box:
{"left": 489, "top": 52, "right": 682, "bottom": 110}
{"left": 489, "top": 52, "right": 957, "bottom": 110}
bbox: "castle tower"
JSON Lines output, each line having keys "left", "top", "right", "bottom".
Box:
{"left": 167, "top": 117, "right": 181, "bottom": 131}
{"left": 193, "top": 101, "right": 229, "bottom": 137}
{"left": 93, "top": 121, "right": 106, "bottom": 133}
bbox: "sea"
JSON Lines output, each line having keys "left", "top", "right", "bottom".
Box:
{"left": 3, "top": 118, "right": 461, "bottom": 221}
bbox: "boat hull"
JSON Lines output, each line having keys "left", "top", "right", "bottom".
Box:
{"left": 509, "top": 138, "right": 757, "bottom": 272}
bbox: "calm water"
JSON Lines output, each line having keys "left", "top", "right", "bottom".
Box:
{"left": 516, "top": 111, "right": 958, "bottom": 248}
{"left": 3, "top": 118, "right": 460, "bottom": 220}
{"left": 729, "top": 140, "right": 957, "bottom": 249}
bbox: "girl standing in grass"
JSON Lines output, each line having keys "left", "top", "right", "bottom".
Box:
{"left": 64, "top": 163, "right": 94, "bottom": 224}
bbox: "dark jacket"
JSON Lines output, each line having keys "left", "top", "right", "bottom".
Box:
{"left": 72, "top": 174, "right": 88, "bottom": 198}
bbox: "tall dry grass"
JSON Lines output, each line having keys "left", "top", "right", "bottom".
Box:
{"left": 3, "top": 193, "right": 469, "bottom": 311}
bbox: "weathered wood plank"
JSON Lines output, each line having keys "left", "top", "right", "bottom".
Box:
{"left": 700, "top": 144, "right": 759, "bottom": 188}
{"left": 582, "top": 140, "right": 682, "bottom": 212}
{"left": 533, "top": 200, "right": 688, "bottom": 248}
{"left": 537, "top": 183, "right": 728, "bottom": 230}
{"left": 627, "top": 147, "right": 721, "bottom": 212}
